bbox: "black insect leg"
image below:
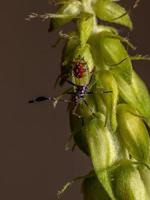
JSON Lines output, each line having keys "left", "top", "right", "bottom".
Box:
{"left": 94, "top": 87, "right": 112, "bottom": 94}
{"left": 83, "top": 100, "right": 97, "bottom": 118}
{"left": 103, "top": 90, "right": 112, "bottom": 94}
{"left": 66, "top": 79, "right": 78, "bottom": 87}
{"left": 107, "top": 57, "right": 128, "bottom": 67}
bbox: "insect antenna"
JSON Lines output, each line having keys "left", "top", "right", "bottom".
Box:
{"left": 28, "top": 96, "right": 51, "bottom": 103}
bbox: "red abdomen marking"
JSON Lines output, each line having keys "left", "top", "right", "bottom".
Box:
{"left": 72, "top": 59, "right": 87, "bottom": 79}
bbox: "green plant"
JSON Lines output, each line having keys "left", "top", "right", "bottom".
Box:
{"left": 28, "top": 0, "right": 150, "bottom": 199}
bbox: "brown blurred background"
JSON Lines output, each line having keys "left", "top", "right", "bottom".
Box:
{"left": 0, "top": 0, "right": 150, "bottom": 200}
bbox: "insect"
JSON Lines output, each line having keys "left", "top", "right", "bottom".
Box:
{"left": 29, "top": 71, "right": 96, "bottom": 119}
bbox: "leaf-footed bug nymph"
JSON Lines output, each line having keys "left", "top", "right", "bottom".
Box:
{"left": 29, "top": 72, "right": 96, "bottom": 119}
{"left": 29, "top": 69, "right": 112, "bottom": 120}
{"left": 55, "top": 57, "right": 90, "bottom": 87}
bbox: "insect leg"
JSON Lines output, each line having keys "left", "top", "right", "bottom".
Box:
{"left": 83, "top": 100, "right": 97, "bottom": 118}
{"left": 65, "top": 134, "right": 76, "bottom": 152}
{"left": 103, "top": 90, "right": 112, "bottom": 94}
{"left": 54, "top": 74, "right": 61, "bottom": 88}
{"left": 72, "top": 104, "right": 84, "bottom": 125}
{"left": 87, "top": 92, "right": 93, "bottom": 94}
{"left": 66, "top": 79, "right": 78, "bottom": 87}
{"left": 93, "top": 87, "right": 112, "bottom": 94}
{"left": 107, "top": 57, "right": 128, "bottom": 67}
{"left": 72, "top": 104, "right": 82, "bottom": 118}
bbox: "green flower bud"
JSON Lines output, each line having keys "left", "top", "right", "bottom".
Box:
{"left": 117, "top": 104, "right": 150, "bottom": 162}
{"left": 95, "top": 70, "right": 119, "bottom": 132}
{"left": 112, "top": 161, "right": 149, "bottom": 200}
{"left": 114, "top": 70, "right": 150, "bottom": 124}
{"left": 92, "top": 0, "right": 132, "bottom": 29}
{"left": 82, "top": 171, "right": 110, "bottom": 200}
{"left": 50, "top": 0, "right": 81, "bottom": 31}
{"left": 89, "top": 31, "right": 132, "bottom": 83}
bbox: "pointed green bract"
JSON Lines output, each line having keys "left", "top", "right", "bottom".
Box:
{"left": 83, "top": 114, "right": 126, "bottom": 199}
{"left": 112, "top": 161, "right": 149, "bottom": 200}
{"left": 139, "top": 167, "right": 150, "bottom": 197}
{"left": 117, "top": 104, "right": 150, "bottom": 163}
{"left": 77, "top": 13, "right": 94, "bottom": 47}
{"left": 49, "top": 0, "right": 81, "bottom": 31}
{"left": 93, "top": 0, "right": 132, "bottom": 29}
{"left": 95, "top": 70, "right": 118, "bottom": 132}
{"left": 89, "top": 31, "right": 133, "bottom": 83}
{"left": 82, "top": 172, "right": 110, "bottom": 200}
{"left": 114, "top": 71, "right": 150, "bottom": 124}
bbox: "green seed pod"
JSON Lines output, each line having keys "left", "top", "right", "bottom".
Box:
{"left": 117, "top": 104, "right": 150, "bottom": 162}
{"left": 89, "top": 31, "right": 132, "bottom": 83}
{"left": 139, "top": 167, "right": 150, "bottom": 197}
{"left": 49, "top": 0, "right": 81, "bottom": 31}
{"left": 94, "top": 70, "right": 119, "bottom": 132}
{"left": 82, "top": 171, "right": 110, "bottom": 200}
{"left": 92, "top": 0, "right": 132, "bottom": 29}
{"left": 114, "top": 70, "right": 150, "bottom": 125}
{"left": 83, "top": 114, "right": 126, "bottom": 199}
{"left": 85, "top": 114, "right": 121, "bottom": 169}
{"left": 112, "top": 161, "right": 149, "bottom": 200}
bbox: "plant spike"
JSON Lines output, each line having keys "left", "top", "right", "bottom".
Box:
{"left": 28, "top": 0, "right": 150, "bottom": 199}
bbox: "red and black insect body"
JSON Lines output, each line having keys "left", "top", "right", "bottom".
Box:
{"left": 72, "top": 58, "right": 87, "bottom": 79}
{"left": 29, "top": 71, "right": 96, "bottom": 119}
